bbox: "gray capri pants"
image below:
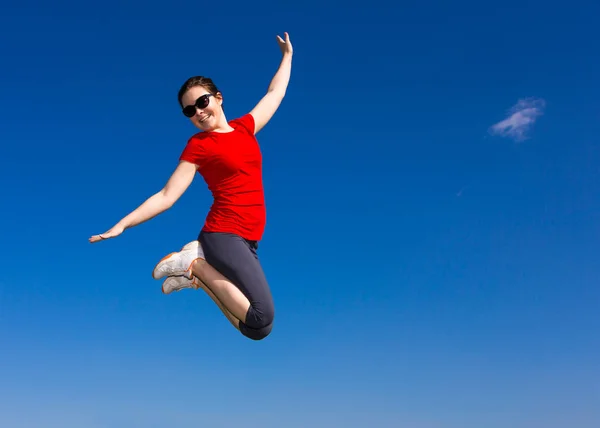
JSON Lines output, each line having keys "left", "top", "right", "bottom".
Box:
{"left": 198, "top": 231, "right": 275, "bottom": 340}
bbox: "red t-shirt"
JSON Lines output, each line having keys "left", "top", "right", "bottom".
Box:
{"left": 179, "top": 113, "right": 266, "bottom": 241}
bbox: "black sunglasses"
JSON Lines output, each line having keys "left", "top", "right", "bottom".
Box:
{"left": 182, "top": 94, "right": 214, "bottom": 118}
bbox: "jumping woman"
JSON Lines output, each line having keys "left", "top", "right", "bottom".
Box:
{"left": 89, "top": 32, "right": 293, "bottom": 341}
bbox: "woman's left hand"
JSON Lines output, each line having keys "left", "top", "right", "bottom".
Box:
{"left": 276, "top": 32, "right": 293, "bottom": 56}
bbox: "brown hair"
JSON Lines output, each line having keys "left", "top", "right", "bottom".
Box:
{"left": 178, "top": 76, "right": 222, "bottom": 108}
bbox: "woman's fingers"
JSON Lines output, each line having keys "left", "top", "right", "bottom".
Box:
{"left": 89, "top": 225, "right": 124, "bottom": 243}
{"left": 89, "top": 234, "right": 105, "bottom": 243}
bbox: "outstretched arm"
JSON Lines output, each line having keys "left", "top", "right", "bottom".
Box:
{"left": 250, "top": 32, "right": 293, "bottom": 134}
{"left": 89, "top": 160, "right": 197, "bottom": 243}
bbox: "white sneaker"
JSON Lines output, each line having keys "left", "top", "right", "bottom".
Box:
{"left": 152, "top": 240, "right": 205, "bottom": 280}
{"left": 162, "top": 275, "right": 202, "bottom": 294}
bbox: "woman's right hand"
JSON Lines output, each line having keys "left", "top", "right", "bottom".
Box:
{"left": 89, "top": 223, "right": 125, "bottom": 243}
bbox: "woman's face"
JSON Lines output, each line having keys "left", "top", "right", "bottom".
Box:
{"left": 181, "top": 86, "right": 223, "bottom": 131}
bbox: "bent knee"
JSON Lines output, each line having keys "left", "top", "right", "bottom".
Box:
{"left": 241, "top": 304, "right": 274, "bottom": 340}
{"left": 247, "top": 305, "right": 274, "bottom": 330}
{"left": 242, "top": 322, "right": 273, "bottom": 341}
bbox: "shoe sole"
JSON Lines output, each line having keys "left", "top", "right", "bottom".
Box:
{"left": 152, "top": 241, "right": 199, "bottom": 280}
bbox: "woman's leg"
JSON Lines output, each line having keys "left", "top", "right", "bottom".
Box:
{"left": 194, "top": 231, "right": 275, "bottom": 340}
{"left": 162, "top": 274, "right": 241, "bottom": 329}
{"left": 192, "top": 259, "right": 251, "bottom": 323}
{"left": 194, "top": 277, "right": 241, "bottom": 330}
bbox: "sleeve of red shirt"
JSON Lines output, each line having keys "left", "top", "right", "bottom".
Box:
{"left": 179, "top": 134, "right": 209, "bottom": 168}
{"left": 232, "top": 113, "right": 256, "bottom": 136}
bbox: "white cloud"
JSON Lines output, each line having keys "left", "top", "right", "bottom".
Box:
{"left": 489, "top": 97, "right": 546, "bottom": 142}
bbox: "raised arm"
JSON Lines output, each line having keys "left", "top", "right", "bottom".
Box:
{"left": 89, "top": 160, "right": 197, "bottom": 243}
{"left": 249, "top": 32, "right": 293, "bottom": 134}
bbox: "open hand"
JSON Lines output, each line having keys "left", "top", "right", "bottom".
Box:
{"left": 89, "top": 223, "right": 124, "bottom": 243}
{"left": 276, "top": 32, "right": 293, "bottom": 56}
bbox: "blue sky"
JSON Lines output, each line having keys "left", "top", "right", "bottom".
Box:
{"left": 1, "top": 0, "right": 599, "bottom": 426}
